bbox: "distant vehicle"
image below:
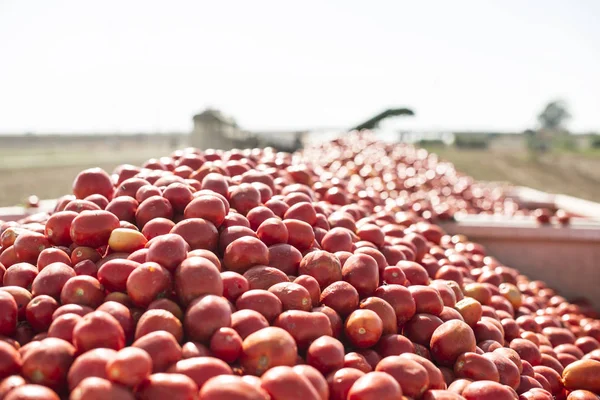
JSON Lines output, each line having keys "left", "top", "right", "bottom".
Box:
{"left": 351, "top": 107, "right": 415, "bottom": 131}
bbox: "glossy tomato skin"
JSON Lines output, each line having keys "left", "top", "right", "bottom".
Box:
{"left": 70, "top": 211, "right": 120, "bottom": 248}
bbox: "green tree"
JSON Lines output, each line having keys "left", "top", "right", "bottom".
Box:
{"left": 537, "top": 100, "right": 571, "bottom": 130}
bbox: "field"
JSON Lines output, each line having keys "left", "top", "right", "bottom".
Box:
{"left": 425, "top": 147, "right": 600, "bottom": 202}
{"left": 0, "top": 145, "right": 176, "bottom": 207}
{"left": 1, "top": 145, "right": 600, "bottom": 207}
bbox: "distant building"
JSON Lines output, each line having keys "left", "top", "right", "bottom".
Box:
{"left": 190, "top": 108, "right": 305, "bottom": 152}
{"left": 190, "top": 108, "right": 254, "bottom": 150}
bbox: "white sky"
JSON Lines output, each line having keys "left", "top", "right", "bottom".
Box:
{"left": 0, "top": 0, "right": 599, "bottom": 133}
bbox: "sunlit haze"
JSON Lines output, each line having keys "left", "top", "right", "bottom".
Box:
{"left": 1, "top": 0, "right": 599, "bottom": 133}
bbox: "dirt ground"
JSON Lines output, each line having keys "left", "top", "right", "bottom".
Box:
{"left": 427, "top": 147, "right": 600, "bottom": 202}
{"left": 1, "top": 145, "right": 600, "bottom": 206}
{"left": 0, "top": 146, "right": 173, "bottom": 206}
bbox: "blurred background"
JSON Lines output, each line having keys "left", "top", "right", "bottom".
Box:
{"left": 1, "top": 0, "right": 599, "bottom": 206}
